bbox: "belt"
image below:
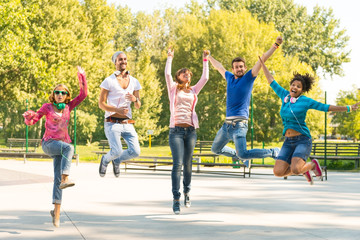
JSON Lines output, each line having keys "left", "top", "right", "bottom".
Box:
{"left": 224, "top": 119, "right": 248, "bottom": 125}
{"left": 105, "top": 118, "right": 135, "bottom": 124}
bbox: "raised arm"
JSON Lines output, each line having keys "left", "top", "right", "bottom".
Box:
{"left": 328, "top": 102, "right": 360, "bottom": 112}
{"left": 68, "top": 66, "right": 88, "bottom": 110}
{"left": 252, "top": 36, "right": 283, "bottom": 77}
{"left": 258, "top": 56, "right": 274, "bottom": 84}
{"left": 192, "top": 50, "right": 210, "bottom": 94}
{"left": 208, "top": 55, "right": 226, "bottom": 79}
{"left": 164, "top": 47, "right": 176, "bottom": 97}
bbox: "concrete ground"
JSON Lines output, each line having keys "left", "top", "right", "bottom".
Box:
{"left": 0, "top": 159, "right": 359, "bottom": 240}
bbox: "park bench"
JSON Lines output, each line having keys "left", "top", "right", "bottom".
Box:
{"left": 193, "top": 140, "right": 220, "bottom": 163}
{"left": 0, "top": 151, "right": 79, "bottom": 165}
{"left": 0, "top": 138, "right": 79, "bottom": 165}
{"left": 123, "top": 156, "right": 173, "bottom": 171}
{"left": 93, "top": 139, "right": 127, "bottom": 160}
{"left": 122, "top": 155, "right": 249, "bottom": 178}
{"left": 0, "top": 138, "right": 41, "bottom": 153}
{"left": 310, "top": 142, "right": 360, "bottom": 169}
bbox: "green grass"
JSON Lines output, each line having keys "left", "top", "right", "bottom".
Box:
{"left": 75, "top": 142, "right": 174, "bottom": 162}
{"left": 0, "top": 140, "right": 281, "bottom": 164}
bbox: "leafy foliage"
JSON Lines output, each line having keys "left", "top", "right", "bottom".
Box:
{"left": 331, "top": 88, "right": 360, "bottom": 140}
{"left": 0, "top": 0, "right": 352, "bottom": 144}
{"left": 214, "top": 0, "right": 350, "bottom": 77}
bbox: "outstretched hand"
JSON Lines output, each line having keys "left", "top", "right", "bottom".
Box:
{"left": 167, "top": 47, "right": 174, "bottom": 58}
{"left": 203, "top": 50, "right": 210, "bottom": 59}
{"left": 77, "top": 66, "right": 85, "bottom": 74}
{"left": 352, "top": 102, "right": 360, "bottom": 111}
{"left": 22, "top": 110, "right": 36, "bottom": 120}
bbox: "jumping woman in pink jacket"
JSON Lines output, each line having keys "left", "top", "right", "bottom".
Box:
{"left": 165, "top": 48, "right": 210, "bottom": 214}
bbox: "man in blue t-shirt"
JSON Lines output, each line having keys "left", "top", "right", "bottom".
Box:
{"left": 208, "top": 36, "right": 283, "bottom": 167}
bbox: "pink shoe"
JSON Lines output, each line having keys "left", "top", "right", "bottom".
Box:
{"left": 311, "top": 159, "right": 323, "bottom": 180}
{"left": 303, "top": 171, "right": 313, "bottom": 185}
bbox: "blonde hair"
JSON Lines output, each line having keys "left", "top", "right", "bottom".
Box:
{"left": 175, "top": 68, "right": 193, "bottom": 90}
{"left": 49, "top": 84, "right": 71, "bottom": 104}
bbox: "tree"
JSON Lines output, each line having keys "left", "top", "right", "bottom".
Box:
{"left": 331, "top": 88, "right": 360, "bottom": 140}
{"left": 150, "top": 4, "right": 328, "bottom": 142}
{"left": 213, "top": 0, "right": 350, "bottom": 77}
{"left": 114, "top": 10, "right": 166, "bottom": 144}
{"left": 1, "top": 0, "right": 118, "bottom": 142}
{"left": 0, "top": 0, "right": 48, "bottom": 100}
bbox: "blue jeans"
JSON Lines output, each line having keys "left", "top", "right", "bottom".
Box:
{"left": 103, "top": 122, "right": 141, "bottom": 165}
{"left": 211, "top": 122, "right": 273, "bottom": 160}
{"left": 42, "top": 139, "right": 74, "bottom": 204}
{"left": 169, "top": 126, "right": 197, "bottom": 200}
{"left": 277, "top": 135, "right": 312, "bottom": 164}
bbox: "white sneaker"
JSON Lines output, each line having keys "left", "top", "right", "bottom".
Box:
{"left": 272, "top": 147, "right": 280, "bottom": 158}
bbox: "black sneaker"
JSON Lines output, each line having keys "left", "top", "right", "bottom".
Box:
{"left": 184, "top": 193, "right": 191, "bottom": 208}
{"left": 99, "top": 156, "right": 107, "bottom": 177}
{"left": 173, "top": 200, "right": 180, "bottom": 214}
{"left": 112, "top": 160, "right": 120, "bottom": 177}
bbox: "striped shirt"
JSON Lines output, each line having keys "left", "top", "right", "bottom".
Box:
{"left": 270, "top": 80, "right": 330, "bottom": 139}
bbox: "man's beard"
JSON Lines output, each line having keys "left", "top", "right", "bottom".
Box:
{"left": 235, "top": 72, "right": 245, "bottom": 78}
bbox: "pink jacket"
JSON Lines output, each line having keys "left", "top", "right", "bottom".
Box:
{"left": 165, "top": 57, "right": 209, "bottom": 129}
{"left": 24, "top": 72, "right": 88, "bottom": 143}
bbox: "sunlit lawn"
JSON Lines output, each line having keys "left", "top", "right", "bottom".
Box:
{"left": 71, "top": 141, "right": 281, "bottom": 164}
{"left": 0, "top": 140, "right": 281, "bottom": 165}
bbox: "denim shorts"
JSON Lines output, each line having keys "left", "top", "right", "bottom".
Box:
{"left": 277, "top": 135, "right": 312, "bottom": 164}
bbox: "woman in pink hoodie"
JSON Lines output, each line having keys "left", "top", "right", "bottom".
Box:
{"left": 165, "top": 48, "right": 209, "bottom": 214}
{"left": 23, "top": 66, "right": 88, "bottom": 227}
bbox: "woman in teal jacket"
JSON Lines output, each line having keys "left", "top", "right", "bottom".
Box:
{"left": 259, "top": 56, "right": 360, "bottom": 184}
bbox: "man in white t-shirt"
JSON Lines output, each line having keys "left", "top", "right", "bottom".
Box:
{"left": 98, "top": 51, "right": 142, "bottom": 177}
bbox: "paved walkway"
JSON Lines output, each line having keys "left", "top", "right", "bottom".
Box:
{"left": 0, "top": 159, "right": 359, "bottom": 240}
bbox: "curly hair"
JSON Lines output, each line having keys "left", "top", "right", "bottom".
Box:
{"left": 290, "top": 72, "right": 314, "bottom": 93}
{"left": 49, "top": 84, "right": 71, "bottom": 104}
{"left": 175, "top": 68, "right": 193, "bottom": 89}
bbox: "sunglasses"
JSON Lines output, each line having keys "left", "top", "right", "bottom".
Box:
{"left": 54, "top": 90, "right": 68, "bottom": 96}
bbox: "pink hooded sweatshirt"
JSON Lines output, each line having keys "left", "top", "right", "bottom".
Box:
{"left": 23, "top": 72, "right": 88, "bottom": 143}
{"left": 165, "top": 57, "right": 209, "bottom": 129}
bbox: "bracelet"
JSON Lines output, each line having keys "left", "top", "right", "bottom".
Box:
{"left": 274, "top": 42, "right": 280, "bottom": 46}
{"left": 203, "top": 58, "right": 208, "bottom": 61}
{"left": 272, "top": 44, "right": 279, "bottom": 49}
{"left": 346, "top": 105, "right": 351, "bottom": 113}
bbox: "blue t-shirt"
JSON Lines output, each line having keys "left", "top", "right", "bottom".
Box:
{"left": 225, "top": 70, "right": 256, "bottom": 118}
{"left": 270, "top": 80, "right": 330, "bottom": 139}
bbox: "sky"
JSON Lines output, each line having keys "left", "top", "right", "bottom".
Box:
{"left": 108, "top": 0, "right": 360, "bottom": 104}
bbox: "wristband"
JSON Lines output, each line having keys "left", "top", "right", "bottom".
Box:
{"left": 272, "top": 44, "right": 279, "bottom": 49}
{"left": 346, "top": 105, "right": 351, "bottom": 113}
{"left": 274, "top": 42, "right": 280, "bottom": 46}
{"left": 203, "top": 58, "right": 208, "bottom": 61}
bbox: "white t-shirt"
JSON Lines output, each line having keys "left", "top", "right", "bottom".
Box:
{"left": 100, "top": 74, "right": 142, "bottom": 119}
